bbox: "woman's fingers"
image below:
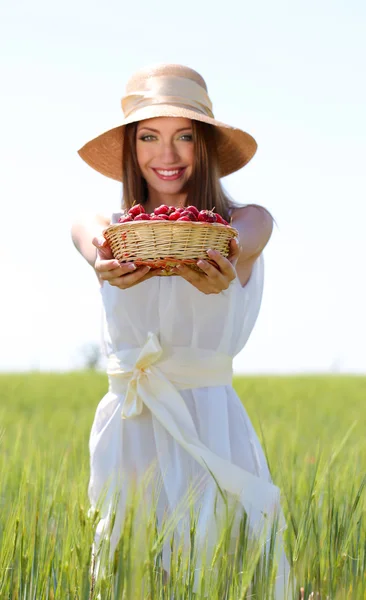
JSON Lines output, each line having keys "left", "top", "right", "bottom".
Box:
{"left": 227, "top": 237, "right": 241, "bottom": 267}
{"left": 174, "top": 260, "right": 232, "bottom": 294}
{"left": 196, "top": 259, "right": 222, "bottom": 280}
{"left": 174, "top": 264, "right": 202, "bottom": 285}
{"left": 206, "top": 249, "right": 237, "bottom": 281}
{"left": 96, "top": 258, "right": 166, "bottom": 288}
{"left": 92, "top": 235, "right": 108, "bottom": 249}
{"left": 173, "top": 264, "right": 219, "bottom": 294}
{"left": 95, "top": 260, "right": 135, "bottom": 279}
{"left": 92, "top": 236, "right": 114, "bottom": 260}
{"left": 107, "top": 265, "right": 151, "bottom": 287}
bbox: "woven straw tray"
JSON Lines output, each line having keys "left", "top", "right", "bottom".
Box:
{"left": 103, "top": 220, "right": 238, "bottom": 275}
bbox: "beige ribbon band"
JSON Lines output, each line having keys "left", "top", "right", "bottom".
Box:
{"left": 107, "top": 332, "right": 286, "bottom": 537}
{"left": 121, "top": 75, "right": 214, "bottom": 119}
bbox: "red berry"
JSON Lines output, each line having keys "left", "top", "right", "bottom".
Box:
{"left": 151, "top": 214, "right": 170, "bottom": 220}
{"left": 198, "top": 210, "right": 216, "bottom": 223}
{"left": 176, "top": 207, "right": 185, "bottom": 213}
{"left": 168, "top": 211, "right": 181, "bottom": 221}
{"left": 186, "top": 205, "right": 199, "bottom": 216}
{"left": 128, "top": 204, "right": 145, "bottom": 218}
{"left": 177, "top": 216, "right": 191, "bottom": 221}
{"left": 134, "top": 213, "right": 150, "bottom": 220}
{"left": 154, "top": 204, "right": 169, "bottom": 216}
{"left": 181, "top": 210, "right": 197, "bottom": 221}
{"left": 215, "top": 214, "right": 229, "bottom": 225}
{"left": 118, "top": 215, "right": 133, "bottom": 223}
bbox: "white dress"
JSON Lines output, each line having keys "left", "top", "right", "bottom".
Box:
{"left": 88, "top": 214, "right": 294, "bottom": 598}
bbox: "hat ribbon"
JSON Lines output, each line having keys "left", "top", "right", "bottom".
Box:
{"left": 121, "top": 75, "right": 214, "bottom": 119}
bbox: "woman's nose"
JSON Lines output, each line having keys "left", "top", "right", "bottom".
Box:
{"left": 159, "top": 141, "right": 179, "bottom": 164}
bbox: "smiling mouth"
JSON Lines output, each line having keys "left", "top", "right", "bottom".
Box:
{"left": 152, "top": 168, "right": 186, "bottom": 181}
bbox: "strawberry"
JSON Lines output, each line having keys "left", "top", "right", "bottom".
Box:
{"left": 168, "top": 211, "right": 181, "bottom": 220}
{"left": 169, "top": 210, "right": 181, "bottom": 221}
{"left": 177, "top": 216, "right": 191, "bottom": 221}
{"left": 186, "top": 205, "right": 199, "bottom": 216}
{"left": 151, "top": 214, "right": 170, "bottom": 220}
{"left": 206, "top": 213, "right": 217, "bottom": 223}
{"left": 198, "top": 210, "right": 217, "bottom": 223}
{"left": 118, "top": 215, "right": 133, "bottom": 223}
{"left": 128, "top": 204, "right": 145, "bottom": 218}
{"left": 180, "top": 211, "right": 197, "bottom": 221}
{"left": 176, "top": 207, "right": 185, "bottom": 213}
{"left": 215, "top": 214, "right": 229, "bottom": 225}
{"left": 134, "top": 213, "right": 150, "bottom": 220}
{"left": 154, "top": 204, "right": 170, "bottom": 216}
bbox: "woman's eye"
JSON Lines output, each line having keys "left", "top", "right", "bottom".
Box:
{"left": 139, "top": 133, "right": 192, "bottom": 142}
{"left": 139, "top": 135, "right": 156, "bottom": 142}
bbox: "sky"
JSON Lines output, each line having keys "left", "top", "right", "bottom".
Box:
{"left": 0, "top": 0, "right": 365, "bottom": 373}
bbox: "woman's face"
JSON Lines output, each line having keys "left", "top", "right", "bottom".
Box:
{"left": 136, "top": 117, "right": 194, "bottom": 203}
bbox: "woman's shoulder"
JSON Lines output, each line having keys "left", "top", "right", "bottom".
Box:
{"left": 230, "top": 203, "right": 274, "bottom": 221}
{"left": 230, "top": 203, "right": 274, "bottom": 260}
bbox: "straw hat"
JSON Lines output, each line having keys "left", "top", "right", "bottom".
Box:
{"left": 78, "top": 64, "right": 257, "bottom": 181}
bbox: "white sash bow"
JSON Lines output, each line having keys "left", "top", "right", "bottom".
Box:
{"left": 107, "top": 332, "right": 286, "bottom": 535}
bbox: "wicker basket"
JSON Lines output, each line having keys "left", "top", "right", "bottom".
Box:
{"left": 103, "top": 220, "right": 238, "bottom": 275}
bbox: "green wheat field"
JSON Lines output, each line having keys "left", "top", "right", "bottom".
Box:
{"left": 0, "top": 373, "right": 365, "bottom": 599}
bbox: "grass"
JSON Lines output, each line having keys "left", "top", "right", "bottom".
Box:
{"left": 0, "top": 373, "right": 365, "bottom": 599}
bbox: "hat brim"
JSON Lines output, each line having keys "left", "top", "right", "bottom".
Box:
{"left": 78, "top": 105, "right": 257, "bottom": 181}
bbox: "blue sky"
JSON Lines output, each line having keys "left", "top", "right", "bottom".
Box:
{"left": 1, "top": 0, "right": 365, "bottom": 372}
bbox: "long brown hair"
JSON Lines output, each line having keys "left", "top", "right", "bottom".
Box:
{"left": 121, "top": 120, "right": 237, "bottom": 222}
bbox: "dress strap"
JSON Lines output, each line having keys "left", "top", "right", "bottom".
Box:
{"left": 228, "top": 203, "right": 249, "bottom": 218}
{"left": 111, "top": 210, "right": 124, "bottom": 224}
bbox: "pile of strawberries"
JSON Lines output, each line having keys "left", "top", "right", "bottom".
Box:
{"left": 118, "top": 204, "right": 230, "bottom": 225}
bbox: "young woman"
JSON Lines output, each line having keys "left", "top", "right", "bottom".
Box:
{"left": 72, "top": 64, "right": 294, "bottom": 598}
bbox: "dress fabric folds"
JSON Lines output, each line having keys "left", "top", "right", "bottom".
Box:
{"left": 88, "top": 222, "right": 293, "bottom": 598}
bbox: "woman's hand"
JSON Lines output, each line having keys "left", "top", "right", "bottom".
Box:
{"left": 172, "top": 238, "right": 240, "bottom": 294}
{"left": 92, "top": 237, "right": 162, "bottom": 289}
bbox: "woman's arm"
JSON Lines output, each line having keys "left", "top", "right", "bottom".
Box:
{"left": 173, "top": 204, "right": 273, "bottom": 291}
{"left": 71, "top": 213, "right": 111, "bottom": 267}
{"left": 231, "top": 204, "right": 273, "bottom": 259}
{"left": 231, "top": 204, "right": 273, "bottom": 286}
{"left": 71, "top": 213, "right": 163, "bottom": 287}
